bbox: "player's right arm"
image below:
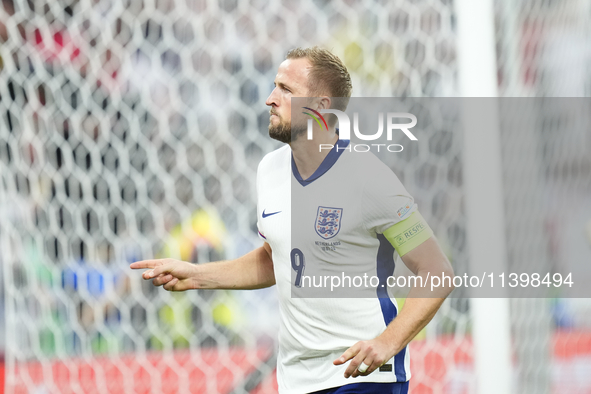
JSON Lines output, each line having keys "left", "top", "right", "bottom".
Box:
{"left": 129, "top": 242, "right": 275, "bottom": 291}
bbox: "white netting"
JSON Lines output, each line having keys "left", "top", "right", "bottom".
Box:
{"left": 0, "top": 1, "right": 461, "bottom": 392}
{"left": 495, "top": 1, "right": 591, "bottom": 393}
{"left": 1, "top": 0, "right": 591, "bottom": 393}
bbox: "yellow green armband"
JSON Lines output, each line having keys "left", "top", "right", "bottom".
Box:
{"left": 383, "top": 211, "right": 433, "bottom": 256}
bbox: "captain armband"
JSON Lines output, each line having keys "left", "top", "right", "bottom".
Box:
{"left": 383, "top": 211, "right": 433, "bottom": 257}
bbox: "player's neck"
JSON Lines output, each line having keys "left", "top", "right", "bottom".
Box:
{"left": 290, "top": 130, "right": 339, "bottom": 180}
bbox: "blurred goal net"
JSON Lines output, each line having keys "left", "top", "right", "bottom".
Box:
{"left": 1, "top": 0, "right": 590, "bottom": 393}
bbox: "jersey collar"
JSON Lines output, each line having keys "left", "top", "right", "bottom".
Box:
{"left": 292, "top": 139, "right": 350, "bottom": 187}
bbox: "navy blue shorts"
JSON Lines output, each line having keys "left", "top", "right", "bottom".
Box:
{"left": 309, "top": 381, "right": 409, "bottom": 394}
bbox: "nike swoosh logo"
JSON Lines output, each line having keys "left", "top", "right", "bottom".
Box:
{"left": 262, "top": 210, "right": 281, "bottom": 218}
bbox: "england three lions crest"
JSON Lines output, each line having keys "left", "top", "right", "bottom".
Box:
{"left": 315, "top": 207, "right": 343, "bottom": 239}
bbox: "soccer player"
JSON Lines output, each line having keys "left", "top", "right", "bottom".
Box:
{"left": 131, "top": 47, "right": 454, "bottom": 394}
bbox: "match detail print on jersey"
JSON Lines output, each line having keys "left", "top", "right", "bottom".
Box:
{"left": 383, "top": 211, "right": 433, "bottom": 256}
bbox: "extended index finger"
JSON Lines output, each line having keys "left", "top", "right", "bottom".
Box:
{"left": 129, "top": 260, "right": 161, "bottom": 270}
{"left": 333, "top": 342, "right": 361, "bottom": 365}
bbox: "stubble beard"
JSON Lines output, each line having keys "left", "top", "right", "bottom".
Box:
{"left": 268, "top": 115, "right": 306, "bottom": 144}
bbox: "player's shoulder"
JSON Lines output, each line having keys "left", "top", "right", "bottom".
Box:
{"left": 257, "top": 145, "right": 291, "bottom": 175}
{"left": 342, "top": 147, "right": 409, "bottom": 196}
{"left": 342, "top": 145, "right": 399, "bottom": 178}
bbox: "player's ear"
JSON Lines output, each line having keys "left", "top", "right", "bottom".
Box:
{"left": 318, "top": 96, "right": 331, "bottom": 110}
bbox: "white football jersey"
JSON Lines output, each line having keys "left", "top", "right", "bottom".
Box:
{"left": 256, "top": 140, "right": 415, "bottom": 394}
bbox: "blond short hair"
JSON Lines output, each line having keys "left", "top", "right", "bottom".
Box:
{"left": 286, "top": 46, "right": 352, "bottom": 113}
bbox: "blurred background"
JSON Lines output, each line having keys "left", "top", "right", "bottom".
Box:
{"left": 0, "top": 0, "right": 590, "bottom": 393}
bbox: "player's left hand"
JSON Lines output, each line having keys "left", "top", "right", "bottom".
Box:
{"left": 333, "top": 336, "right": 396, "bottom": 378}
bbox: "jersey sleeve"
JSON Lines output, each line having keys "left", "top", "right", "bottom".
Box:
{"left": 255, "top": 162, "right": 266, "bottom": 241}
{"left": 361, "top": 163, "right": 416, "bottom": 235}
{"left": 362, "top": 163, "right": 433, "bottom": 256}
